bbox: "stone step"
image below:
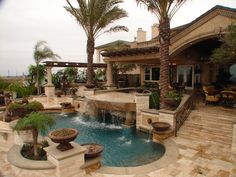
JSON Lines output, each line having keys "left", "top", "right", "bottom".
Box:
{"left": 183, "top": 119, "right": 234, "bottom": 131}
{"left": 183, "top": 121, "right": 233, "bottom": 131}
{"left": 180, "top": 126, "right": 233, "bottom": 138}
{"left": 192, "top": 110, "right": 236, "bottom": 120}
{"left": 190, "top": 112, "right": 236, "bottom": 120}
{"left": 178, "top": 128, "right": 233, "bottom": 141}
{"left": 178, "top": 131, "right": 232, "bottom": 145}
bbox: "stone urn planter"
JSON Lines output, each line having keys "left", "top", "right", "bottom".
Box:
{"left": 81, "top": 143, "right": 104, "bottom": 158}
{"left": 60, "top": 102, "right": 75, "bottom": 113}
{"left": 151, "top": 122, "right": 171, "bottom": 132}
{"left": 48, "top": 128, "right": 79, "bottom": 151}
{"left": 163, "top": 98, "right": 180, "bottom": 110}
{"left": 163, "top": 90, "right": 182, "bottom": 110}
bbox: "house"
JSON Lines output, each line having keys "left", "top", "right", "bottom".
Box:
{"left": 96, "top": 5, "right": 236, "bottom": 90}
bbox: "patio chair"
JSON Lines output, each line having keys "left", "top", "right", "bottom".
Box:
{"left": 203, "top": 86, "right": 220, "bottom": 104}
{"left": 221, "top": 90, "right": 236, "bottom": 108}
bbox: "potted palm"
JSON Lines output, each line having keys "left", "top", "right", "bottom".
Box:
{"left": 14, "top": 112, "right": 55, "bottom": 160}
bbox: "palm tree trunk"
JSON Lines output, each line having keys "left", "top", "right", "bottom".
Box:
{"left": 36, "top": 63, "right": 40, "bottom": 95}
{"left": 159, "top": 18, "right": 170, "bottom": 105}
{"left": 32, "top": 128, "right": 39, "bottom": 159}
{"left": 86, "top": 38, "right": 95, "bottom": 86}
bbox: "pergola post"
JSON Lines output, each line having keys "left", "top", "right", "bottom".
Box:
{"left": 45, "top": 66, "right": 55, "bottom": 103}
{"left": 140, "top": 66, "right": 145, "bottom": 86}
{"left": 106, "top": 62, "right": 114, "bottom": 87}
{"left": 46, "top": 66, "right": 53, "bottom": 86}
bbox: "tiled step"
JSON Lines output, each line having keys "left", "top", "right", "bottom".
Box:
{"left": 178, "top": 127, "right": 233, "bottom": 140}
{"left": 180, "top": 127, "right": 233, "bottom": 139}
{"left": 192, "top": 110, "right": 236, "bottom": 119}
{"left": 190, "top": 113, "right": 236, "bottom": 123}
{"left": 178, "top": 131, "right": 232, "bottom": 145}
{"left": 183, "top": 121, "right": 233, "bottom": 131}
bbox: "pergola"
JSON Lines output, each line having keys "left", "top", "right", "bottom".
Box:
{"left": 43, "top": 61, "right": 107, "bottom": 88}
{"left": 43, "top": 61, "right": 107, "bottom": 68}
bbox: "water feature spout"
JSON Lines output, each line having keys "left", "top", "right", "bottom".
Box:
{"left": 146, "top": 118, "right": 153, "bottom": 142}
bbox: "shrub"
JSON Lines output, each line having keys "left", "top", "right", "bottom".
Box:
{"left": 8, "top": 102, "right": 24, "bottom": 112}
{"left": 149, "top": 91, "right": 160, "bottom": 109}
{"left": 165, "top": 90, "right": 182, "bottom": 102}
{"left": 21, "top": 141, "right": 49, "bottom": 161}
{"left": 24, "top": 101, "right": 44, "bottom": 112}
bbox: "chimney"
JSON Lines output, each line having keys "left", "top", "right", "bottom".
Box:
{"left": 137, "top": 28, "right": 146, "bottom": 43}
{"left": 151, "top": 23, "right": 159, "bottom": 39}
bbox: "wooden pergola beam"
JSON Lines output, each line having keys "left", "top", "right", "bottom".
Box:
{"left": 43, "top": 61, "right": 107, "bottom": 68}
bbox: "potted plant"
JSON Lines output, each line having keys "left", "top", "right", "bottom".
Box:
{"left": 55, "top": 90, "right": 63, "bottom": 97}
{"left": 48, "top": 128, "right": 79, "bottom": 151}
{"left": 163, "top": 90, "right": 182, "bottom": 110}
{"left": 14, "top": 112, "right": 55, "bottom": 160}
{"left": 60, "top": 102, "right": 75, "bottom": 113}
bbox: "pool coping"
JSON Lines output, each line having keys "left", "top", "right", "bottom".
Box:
{"left": 96, "top": 138, "right": 178, "bottom": 175}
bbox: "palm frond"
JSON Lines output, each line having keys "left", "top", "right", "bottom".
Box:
{"left": 136, "top": 0, "right": 188, "bottom": 20}
{"left": 14, "top": 112, "right": 55, "bottom": 136}
{"left": 65, "top": 0, "right": 128, "bottom": 39}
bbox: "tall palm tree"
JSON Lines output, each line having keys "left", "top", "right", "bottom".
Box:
{"left": 136, "top": 0, "right": 188, "bottom": 104}
{"left": 33, "top": 41, "right": 60, "bottom": 95}
{"left": 64, "top": 0, "right": 128, "bottom": 87}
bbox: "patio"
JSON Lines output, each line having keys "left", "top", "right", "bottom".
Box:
{"left": 1, "top": 102, "right": 236, "bottom": 177}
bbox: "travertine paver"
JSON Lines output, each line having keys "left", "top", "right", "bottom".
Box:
{"left": 1, "top": 104, "right": 236, "bottom": 177}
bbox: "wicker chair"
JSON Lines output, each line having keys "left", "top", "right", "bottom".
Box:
{"left": 203, "top": 86, "right": 220, "bottom": 104}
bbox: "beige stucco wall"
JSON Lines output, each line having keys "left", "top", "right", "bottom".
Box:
{"left": 171, "top": 14, "right": 236, "bottom": 55}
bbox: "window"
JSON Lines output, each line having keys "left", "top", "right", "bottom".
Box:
{"left": 144, "top": 67, "right": 160, "bottom": 81}
{"left": 145, "top": 68, "right": 150, "bottom": 80}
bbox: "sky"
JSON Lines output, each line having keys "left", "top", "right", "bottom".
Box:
{"left": 0, "top": 0, "right": 236, "bottom": 76}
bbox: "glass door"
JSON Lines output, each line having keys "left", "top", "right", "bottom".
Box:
{"left": 177, "top": 65, "right": 194, "bottom": 90}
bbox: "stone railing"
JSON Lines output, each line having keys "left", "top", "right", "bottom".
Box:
{"left": 173, "top": 93, "right": 195, "bottom": 136}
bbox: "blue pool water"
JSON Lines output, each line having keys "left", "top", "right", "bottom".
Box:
{"left": 49, "top": 113, "right": 165, "bottom": 167}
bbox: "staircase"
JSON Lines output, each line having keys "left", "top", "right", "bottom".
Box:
{"left": 177, "top": 105, "right": 236, "bottom": 146}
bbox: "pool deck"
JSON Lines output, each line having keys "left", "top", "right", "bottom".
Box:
{"left": 1, "top": 104, "right": 236, "bottom": 177}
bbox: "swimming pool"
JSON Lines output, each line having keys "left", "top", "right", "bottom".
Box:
{"left": 50, "top": 112, "right": 165, "bottom": 167}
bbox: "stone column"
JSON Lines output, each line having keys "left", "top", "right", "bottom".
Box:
{"left": 44, "top": 142, "right": 86, "bottom": 177}
{"left": 140, "top": 66, "right": 145, "bottom": 86}
{"left": 46, "top": 67, "right": 53, "bottom": 86}
{"left": 45, "top": 66, "right": 55, "bottom": 103}
{"left": 106, "top": 62, "right": 113, "bottom": 86}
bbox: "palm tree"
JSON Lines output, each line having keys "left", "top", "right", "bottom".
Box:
{"left": 136, "top": 0, "right": 188, "bottom": 104}
{"left": 33, "top": 41, "right": 60, "bottom": 95}
{"left": 28, "top": 64, "right": 46, "bottom": 87}
{"left": 64, "top": 0, "right": 128, "bottom": 87}
{"left": 14, "top": 112, "right": 55, "bottom": 159}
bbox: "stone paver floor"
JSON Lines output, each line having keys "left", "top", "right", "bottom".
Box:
{"left": 1, "top": 104, "right": 236, "bottom": 177}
